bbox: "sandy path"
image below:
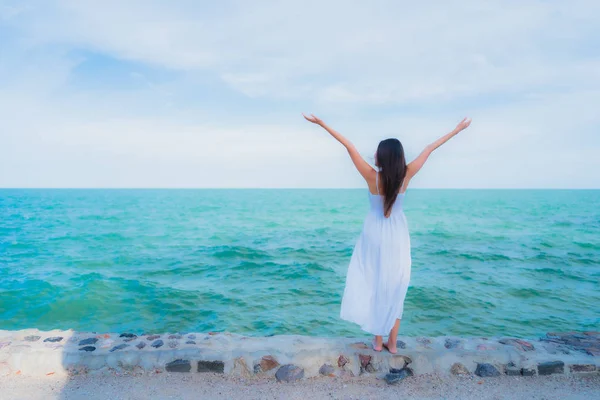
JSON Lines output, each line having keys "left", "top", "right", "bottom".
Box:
{"left": 1, "top": 372, "right": 599, "bottom": 400}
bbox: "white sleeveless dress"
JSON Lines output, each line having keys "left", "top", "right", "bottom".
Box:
{"left": 340, "top": 174, "right": 412, "bottom": 335}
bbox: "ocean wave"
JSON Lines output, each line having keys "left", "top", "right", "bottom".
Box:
{"left": 1, "top": 189, "right": 599, "bottom": 337}
{"left": 573, "top": 241, "right": 599, "bottom": 250}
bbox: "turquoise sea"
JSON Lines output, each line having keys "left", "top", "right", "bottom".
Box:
{"left": 0, "top": 189, "right": 598, "bottom": 338}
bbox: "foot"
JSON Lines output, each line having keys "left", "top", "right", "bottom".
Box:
{"left": 384, "top": 341, "right": 398, "bottom": 354}
{"left": 373, "top": 337, "right": 383, "bottom": 352}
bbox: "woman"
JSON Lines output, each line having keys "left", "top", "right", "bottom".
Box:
{"left": 303, "top": 114, "right": 472, "bottom": 353}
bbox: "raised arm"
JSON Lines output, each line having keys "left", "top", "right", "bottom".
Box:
{"left": 405, "top": 117, "right": 472, "bottom": 186}
{"left": 303, "top": 114, "right": 374, "bottom": 180}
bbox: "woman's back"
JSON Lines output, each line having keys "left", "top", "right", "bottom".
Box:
{"left": 368, "top": 192, "right": 405, "bottom": 218}
{"left": 368, "top": 171, "right": 406, "bottom": 219}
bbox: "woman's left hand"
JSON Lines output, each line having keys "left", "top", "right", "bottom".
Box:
{"left": 303, "top": 113, "right": 323, "bottom": 125}
{"left": 455, "top": 117, "right": 472, "bottom": 132}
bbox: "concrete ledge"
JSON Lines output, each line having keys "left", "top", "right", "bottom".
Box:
{"left": 0, "top": 330, "right": 598, "bottom": 380}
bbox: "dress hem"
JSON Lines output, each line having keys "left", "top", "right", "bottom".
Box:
{"left": 340, "top": 314, "right": 402, "bottom": 337}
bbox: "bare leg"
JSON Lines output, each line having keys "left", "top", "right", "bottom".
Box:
{"left": 386, "top": 319, "right": 401, "bottom": 353}
{"left": 373, "top": 335, "right": 383, "bottom": 351}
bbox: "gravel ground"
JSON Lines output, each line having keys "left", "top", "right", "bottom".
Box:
{"left": 1, "top": 372, "right": 599, "bottom": 400}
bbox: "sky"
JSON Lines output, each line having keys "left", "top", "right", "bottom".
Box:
{"left": 1, "top": 0, "right": 599, "bottom": 188}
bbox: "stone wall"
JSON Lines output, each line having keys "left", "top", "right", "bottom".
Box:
{"left": 0, "top": 330, "right": 598, "bottom": 382}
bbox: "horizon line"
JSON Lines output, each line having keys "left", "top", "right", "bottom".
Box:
{"left": 1, "top": 187, "right": 599, "bottom": 190}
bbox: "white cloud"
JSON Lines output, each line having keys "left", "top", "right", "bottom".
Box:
{"left": 9, "top": 0, "right": 596, "bottom": 103}
{"left": 1, "top": 95, "right": 355, "bottom": 188}
{"left": 1, "top": 0, "right": 599, "bottom": 187}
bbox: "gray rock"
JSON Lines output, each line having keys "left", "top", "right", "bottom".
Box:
{"left": 168, "top": 341, "right": 178, "bottom": 349}
{"left": 166, "top": 359, "right": 191, "bottom": 373}
{"left": 397, "top": 340, "right": 407, "bottom": 349}
{"left": 187, "top": 334, "right": 196, "bottom": 339}
{"left": 79, "top": 338, "right": 98, "bottom": 346}
{"left": 79, "top": 346, "right": 96, "bottom": 352}
{"left": 570, "top": 364, "right": 596, "bottom": 373}
{"left": 542, "top": 332, "right": 600, "bottom": 356}
{"left": 389, "top": 355, "right": 409, "bottom": 371}
{"left": 198, "top": 361, "right": 225, "bottom": 373}
{"left": 542, "top": 342, "right": 571, "bottom": 355}
{"left": 119, "top": 333, "right": 136, "bottom": 338}
{"left": 586, "top": 348, "right": 600, "bottom": 356}
{"left": 506, "top": 365, "right": 521, "bottom": 376}
{"left": 522, "top": 367, "right": 536, "bottom": 376}
{"left": 275, "top": 364, "right": 305, "bottom": 382}
{"left": 151, "top": 339, "right": 164, "bottom": 348}
{"left": 538, "top": 361, "right": 564, "bottom": 375}
{"left": 384, "top": 368, "right": 413, "bottom": 384}
{"left": 168, "top": 334, "right": 182, "bottom": 339}
{"left": 44, "top": 337, "right": 63, "bottom": 343}
{"left": 445, "top": 338, "right": 463, "bottom": 349}
{"left": 475, "top": 363, "right": 500, "bottom": 377}
{"left": 319, "top": 364, "right": 335, "bottom": 376}
{"left": 110, "top": 344, "right": 129, "bottom": 352}
{"left": 24, "top": 335, "right": 41, "bottom": 342}
{"left": 136, "top": 341, "right": 146, "bottom": 349}
{"left": 400, "top": 355, "right": 412, "bottom": 365}
{"left": 499, "top": 338, "right": 535, "bottom": 352}
{"left": 146, "top": 335, "right": 160, "bottom": 341}
{"left": 450, "top": 363, "right": 470, "bottom": 375}
{"left": 185, "top": 340, "right": 196, "bottom": 345}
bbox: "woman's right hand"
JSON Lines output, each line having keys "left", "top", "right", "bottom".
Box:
{"left": 455, "top": 117, "right": 472, "bottom": 132}
{"left": 406, "top": 116, "right": 473, "bottom": 183}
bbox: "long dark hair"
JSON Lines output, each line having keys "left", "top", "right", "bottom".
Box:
{"left": 376, "top": 139, "right": 407, "bottom": 217}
